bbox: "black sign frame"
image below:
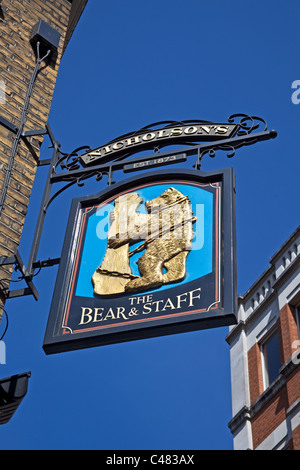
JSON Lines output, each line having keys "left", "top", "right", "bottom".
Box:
{"left": 43, "top": 167, "right": 237, "bottom": 354}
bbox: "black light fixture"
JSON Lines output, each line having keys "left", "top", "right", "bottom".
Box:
{"left": 0, "top": 372, "right": 31, "bottom": 424}
{"left": 30, "top": 19, "right": 61, "bottom": 66}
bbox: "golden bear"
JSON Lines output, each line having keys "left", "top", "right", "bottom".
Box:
{"left": 92, "top": 192, "right": 147, "bottom": 296}
{"left": 124, "top": 187, "right": 196, "bottom": 293}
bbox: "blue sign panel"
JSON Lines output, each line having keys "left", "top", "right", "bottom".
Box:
{"left": 43, "top": 168, "right": 237, "bottom": 354}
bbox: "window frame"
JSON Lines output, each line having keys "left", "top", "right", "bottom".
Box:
{"left": 260, "top": 328, "right": 281, "bottom": 390}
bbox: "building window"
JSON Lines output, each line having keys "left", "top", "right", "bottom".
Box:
{"left": 261, "top": 330, "right": 281, "bottom": 389}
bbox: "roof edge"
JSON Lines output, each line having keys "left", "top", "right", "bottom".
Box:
{"left": 269, "top": 225, "right": 300, "bottom": 264}
{"left": 63, "top": 0, "right": 88, "bottom": 54}
{"left": 239, "top": 224, "right": 300, "bottom": 302}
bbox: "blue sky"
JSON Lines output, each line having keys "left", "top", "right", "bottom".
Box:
{"left": 0, "top": 0, "right": 299, "bottom": 450}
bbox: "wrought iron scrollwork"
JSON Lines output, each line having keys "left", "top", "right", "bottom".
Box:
{"left": 194, "top": 114, "right": 277, "bottom": 169}
{"left": 49, "top": 115, "right": 277, "bottom": 189}
{"left": 227, "top": 113, "right": 268, "bottom": 135}
{"left": 54, "top": 145, "right": 92, "bottom": 174}
{"left": 46, "top": 168, "right": 111, "bottom": 211}
{"left": 195, "top": 138, "right": 258, "bottom": 169}
{"left": 44, "top": 144, "right": 115, "bottom": 211}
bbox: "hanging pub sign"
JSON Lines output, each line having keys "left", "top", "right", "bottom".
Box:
{"left": 43, "top": 167, "right": 237, "bottom": 354}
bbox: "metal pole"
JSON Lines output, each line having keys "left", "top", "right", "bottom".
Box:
{"left": 26, "top": 126, "right": 60, "bottom": 276}
{"left": 0, "top": 43, "right": 51, "bottom": 219}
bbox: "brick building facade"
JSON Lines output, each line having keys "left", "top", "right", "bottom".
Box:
{"left": 227, "top": 226, "right": 300, "bottom": 450}
{"left": 0, "top": 0, "right": 87, "bottom": 319}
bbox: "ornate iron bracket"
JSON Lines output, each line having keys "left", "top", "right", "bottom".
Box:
{"left": 0, "top": 114, "right": 277, "bottom": 300}
{"left": 0, "top": 120, "right": 59, "bottom": 299}
{"left": 0, "top": 250, "right": 39, "bottom": 300}
{"left": 195, "top": 114, "right": 277, "bottom": 169}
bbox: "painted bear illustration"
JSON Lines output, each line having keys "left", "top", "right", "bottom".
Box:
{"left": 124, "top": 187, "right": 196, "bottom": 293}
{"left": 92, "top": 187, "right": 196, "bottom": 296}
{"left": 92, "top": 192, "right": 147, "bottom": 296}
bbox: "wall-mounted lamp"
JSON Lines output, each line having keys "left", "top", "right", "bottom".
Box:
{"left": 0, "top": 372, "right": 31, "bottom": 424}
{"left": 30, "top": 19, "right": 61, "bottom": 66}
